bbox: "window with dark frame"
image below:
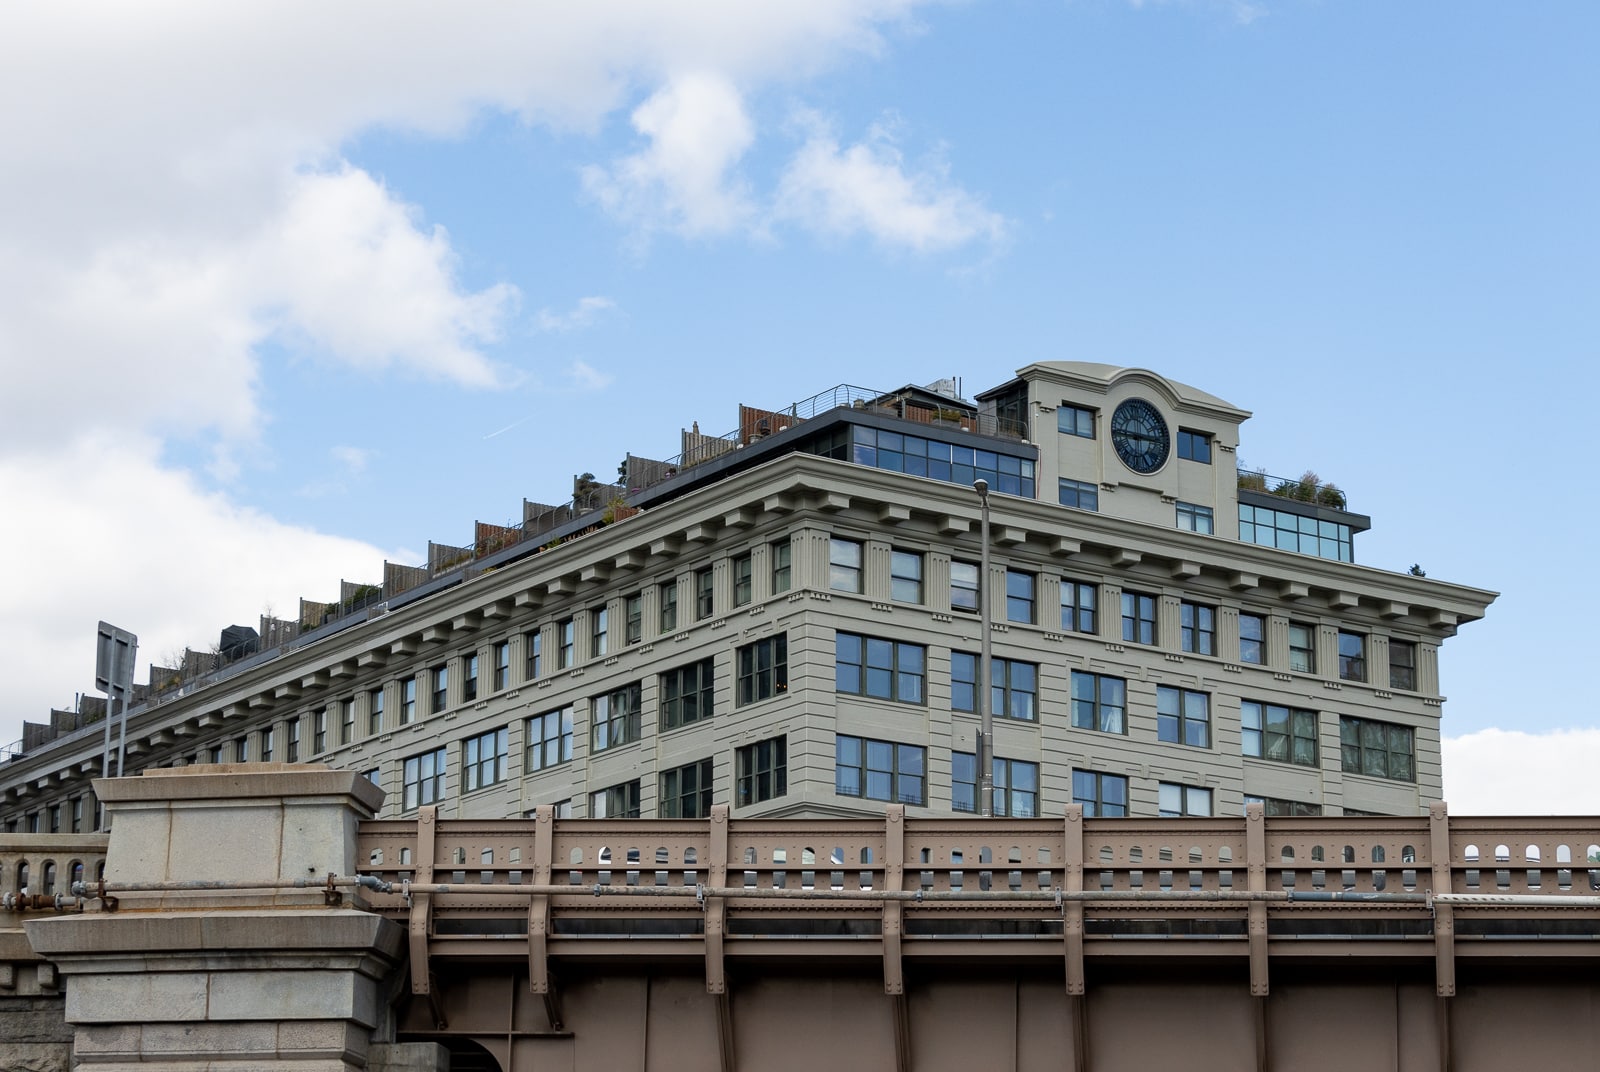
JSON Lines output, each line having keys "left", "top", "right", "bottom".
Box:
{"left": 1072, "top": 771, "right": 1128, "bottom": 817}
{"left": 1389, "top": 639, "right": 1417, "bottom": 691}
{"left": 1340, "top": 716, "right": 1414, "bottom": 782}
{"left": 950, "top": 652, "right": 1038, "bottom": 721}
{"left": 1156, "top": 686, "right": 1211, "bottom": 748}
{"left": 463, "top": 654, "right": 479, "bottom": 702}
{"left": 1005, "top": 570, "right": 1035, "bottom": 624}
{"left": 624, "top": 592, "right": 643, "bottom": 644}
{"left": 591, "top": 607, "right": 609, "bottom": 658}
{"left": 525, "top": 706, "right": 574, "bottom": 772}
{"left": 829, "top": 538, "right": 863, "bottom": 593}
{"left": 402, "top": 746, "right": 447, "bottom": 810}
{"left": 736, "top": 737, "right": 787, "bottom": 807}
{"left": 1159, "top": 782, "right": 1213, "bottom": 817}
{"left": 591, "top": 682, "right": 643, "bottom": 753}
{"left": 1071, "top": 670, "right": 1127, "bottom": 734}
{"left": 367, "top": 688, "right": 383, "bottom": 735}
{"left": 659, "top": 758, "right": 714, "bottom": 818}
{"left": 1058, "top": 404, "right": 1095, "bottom": 438}
{"left": 493, "top": 641, "right": 510, "bottom": 690}
{"left": 401, "top": 677, "right": 416, "bottom": 724}
{"left": 1180, "top": 601, "right": 1216, "bottom": 655}
{"left": 736, "top": 634, "right": 788, "bottom": 705}
{"left": 1177, "top": 430, "right": 1212, "bottom": 463}
{"left": 890, "top": 550, "right": 924, "bottom": 604}
{"left": 835, "top": 735, "right": 925, "bottom": 806}
{"left": 1061, "top": 579, "right": 1097, "bottom": 633}
{"left": 659, "top": 582, "right": 678, "bottom": 633}
{"left": 952, "top": 753, "right": 1038, "bottom": 816}
{"left": 732, "top": 553, "right": 753, "bottom": 607}
{"left": 696, "top": 566, "right": 714, "bottom": 619}
{"left": 1121, "top": 591, "right": 1157, "bottom": 645}
{"left": 462, "top": 727, "right": 509, "bottom": 792}
{"left": 1338, "top": 631, "right": 1367, "bottom": 682}
{"left": 1288, "top": 623, "right": 1316, "bottom": 673}
{"left": 1176, "top": 501, "right": 1214, "bottom": 534}
{"left": 1239, "top": 614, "right": 1265, "bottom": 665}
{"left": 770, "top": 539, "right": 792, "bottom": 594}
{"left": 590, "top": 780, "right": 641, "bottom": 818}
{"left": 950, "top": 560, "right": 979, "bottom": 613}
{"left": 1241, "top": 701, "right": 1318, "bottom": 767}
{"left": 525, "top": 630, "right": 541, "bottom": 681}
{"left": 661, "top": 658, "right": 715, "bottom": 730}
{"left": 835, "top": 633, "right": 925, "bottom": 704}
{"left": 1059, "top": 478, "right": 1099, "bottom": 511}
{"left": 432, "top": 665, "right": 449, "bottom": 713}
{"left": 558, "top": 619, "right": 575, "bottom": 669}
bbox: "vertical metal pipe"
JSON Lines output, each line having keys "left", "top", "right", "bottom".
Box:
{"left": 974, "top": 479, "right": 993, "bottom": 818}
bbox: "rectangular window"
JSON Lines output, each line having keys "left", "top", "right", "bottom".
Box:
{"left": 340, "top": 699, "right": 355, "bottom": 745}
{"left": 891, "top": 550, "right": 924, "bottom": 604}
{"left": 732, "top": 553, "right": 753, "bottom": 607}
{"left": 1239, "top": 613, "right": 1265, "bottom": 665}
{"left": 287, "top": 719, "right": 300, "bottom": 762}
{"left": 950, "top": 652, "right": 1038, "bottom": 721}
{"left": 313, "top": 708, "right": 328, "bottom": 754}
{"left": 463, "top": 654, "right": 479, "bottom": 702}
{"left": 402, "top": 746, "right": 447, "bottom": 811}
{"left": 591, "top": 606, "right": 609, "bottom": 658}
{"left": 1061, "top": 579, "right": 1097, "bottom": 634}
{"left": 431, "top": 664, "right": 449, "bottom": 713}
{"left": 952, "top": 753, "right": 1039, "bottom": 817}
{"left": 659, "top": 758, "right": 714, "bottom": 818}
{"left": 235, "top": 734, "right": 249, "bottom": 763}
{"left": 367, "top": 688, "right": 384, "bottom": 735}
{"left": 695, "top": 566, "right": 714, "bottom": 619}
{"left": 590, "top": 780, "right": 641, "bottom": 818}
{"left": 591, "top": 682, "right": 643, "bottom": 753}
{"left": 71, "top": 796, "right": 83, "bottom": 833}
{"left": 209, "top": 743, "right": 224, "bottom": 764}
{"left": 736, "top": 634, "right": 788, "bottom": 706}
{"left": 661, "top": 658, "right": 715, "bottom": 730}
{"left": 835, "top": 735, "right": 925, "bottom": 806}
{"left": 736, "top": 737, "right": 787, "bottom": 808}
{"left": 1071, "top": 671, "right": 1126, "bottom": 734}
{"left": 1157, "top": 686, "right": 1211, "bottom": 748}
{"left": 1177, "top": 430, "right": 1212, "bottom": 463}
{"left": 1073, "top": 771, "right": 1128, "bottom": 817}
{"left": 950, "top": 560, "right": 979, "bottom": 613}
{"left": 829, "top": 537, "right": 863, "bottom": 593}
{"left": 624, "top": 592, "right": 643, "bottom": 644}
{"left": 1005, "top": 570, "right": 1035, "bottom": 624}
{"left": 462, "top": 727, "right": 509, "bottom": 792}
{"left": 49, "top": 804, "right": 61, "bottom": 833}
{"left": 558, "top": 619, "right": 575, "bottom": 668}
{"left": 1180, "top": 602, "right": 1216, "bottom": 656}
{"left": 1121, "top": 591, "right": 1157, "bottom": 645}
{"left": 493, "top": 641, "right": 510, "bottom": 690}
{"left": 525, "top": 706, "right": 574, "bottom": 772}
{"left": 1059, "top": 478, "right": 1099, "bottom": 511}
{"left": 1288, "top": 623, "right": 1316, "bottom": 673}
{"left": 1058, "top": 403, "right": 1095, "bottom": 438}
{"left": 835, "top": 633, "right": 925, "bottom": 704}
{"left": 1338, "top": 631, "right": 1367, "bottom": 682}
{"left": 1340, "top": 717, "right": 1414, "bottom": 782}
{"left": 1245, "top": 795, "right": 1323, "bottom": 817}
{"left": 770, "top": 539, "right": 792, "bottom": 594}
{"left": 1241, "top": 701, "right": 1318, "bottom": 766}
{"left": 364, "top": 768, "right": 381, "bottom": 787}
{"left": 1176, "top": 502, "right": 1214, "bottom": 534}
{"left": 1389, "top": 639, "right": 1417, "bottom": 691}
{"left": 260, "top": 726, "right": 274, "bottom": 762}
{"left": 658, "top": 582, "right": 678, "bottom": 633}
{"left": 1159, "top": 782, "right": 1213, "bottom": 817}
{"left": 525, "top": 629, "right": 542, "bottom": 681}
{"left": 400, "top": 677, "right": 416, "bottom": 724}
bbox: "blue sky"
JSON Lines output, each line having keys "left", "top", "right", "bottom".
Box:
{"left": 1, "top": 1, "right": 1595, "bottom": 810}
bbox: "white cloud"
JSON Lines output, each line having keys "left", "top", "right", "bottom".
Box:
{"left": 1442, "top": 728, "right": 1600, "bottom": 815}
{"left": 0, "top": 437, "right": 401, "bottom": 735}
{"left": 583, "top": 72, "right": 759, "bottom": 239}
{"left": 568, "top": 360, "right": 616, "bottom": 391}
{"left": 331, "top": 446, "right": 375, "bottom": 475}
{"left": 0, "top": 0, "right": 958, "bottom": 743}
{"left": 775, "top": 113, "right": 1008, "bottom": 252}
{"left": 536, "top": 296, "right": 620, "bottom": 333}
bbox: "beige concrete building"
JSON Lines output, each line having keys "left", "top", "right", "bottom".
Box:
{"left": 0, "top": 364, "right": 1495, "bottom": 835}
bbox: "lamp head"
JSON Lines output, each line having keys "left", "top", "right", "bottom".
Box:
{"left": 973, "top": 478, "right": 989, "bottom": 498}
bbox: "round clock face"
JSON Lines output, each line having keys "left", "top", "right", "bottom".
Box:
{"left": 1110, "top": 398, "right": 1171, "bottom": 474}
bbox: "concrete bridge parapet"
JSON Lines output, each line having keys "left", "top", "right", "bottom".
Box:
{"left": 23, "top": 764, "right": 421, "bottom": 1072}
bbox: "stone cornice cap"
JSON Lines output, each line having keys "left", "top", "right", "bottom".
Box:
{"left": 93, "top": 763, "right": 385, "bottom": 815}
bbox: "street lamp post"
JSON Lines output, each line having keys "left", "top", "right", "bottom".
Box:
{"left": 974, "top": 479, "right": 994, "bottom": 818}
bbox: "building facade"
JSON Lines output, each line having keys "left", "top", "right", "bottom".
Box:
{"left": 0, "top": 364, "right": 1495, "bottom": 834}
